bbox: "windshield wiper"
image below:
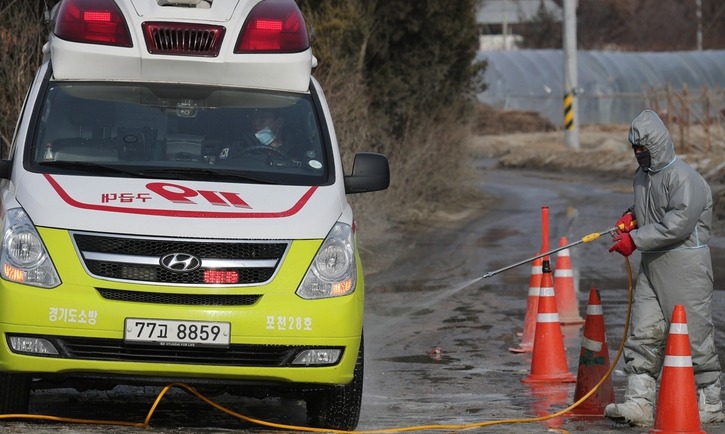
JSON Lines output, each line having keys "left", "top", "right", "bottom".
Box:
{"left": 38, "top": 161, "right": 145, "bottom": 177}
{"left": 38, "top": 161, "right": 277, "bottom": 183}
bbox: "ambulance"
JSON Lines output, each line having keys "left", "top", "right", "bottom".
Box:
{"left": 0, "top": 0, "right": 389, "bottom": 429}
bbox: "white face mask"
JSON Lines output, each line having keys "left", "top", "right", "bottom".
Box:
{"left": 255, "top": 127, "right": 276, "bottom": 146}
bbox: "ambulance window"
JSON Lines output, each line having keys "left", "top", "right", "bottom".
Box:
{"left": 28, "top": 82, "right": 330, "bottom": 186}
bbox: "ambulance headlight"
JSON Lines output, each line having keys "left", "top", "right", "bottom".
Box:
{"left": 1, "top": 208, "right": 61, "bottom": 288}
{"left": 296, "top": 222, "right": 356, "bottom": 299}
{"left": 292, "top": 349, "right": 342, "bottom": 366}
{"left": 9, "top": 336, "right": 59, "bottom": 355}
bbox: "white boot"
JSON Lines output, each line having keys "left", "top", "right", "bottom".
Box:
{"left": 698, "top": 379, "right": 725, "bottom": 424}
{"left": 604, "top": 373, "right": 656, "bottom": 427}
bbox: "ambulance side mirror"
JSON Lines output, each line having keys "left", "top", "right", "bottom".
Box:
{"left": 345, "top": 152, "right": 390, "bottom": 194}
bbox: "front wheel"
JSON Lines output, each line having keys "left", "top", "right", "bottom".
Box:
{"left": 0, "top": 373, "right": 30, "bottom": 414}
{"left": 305, "top": 338, "right": 364, "bottom": 431}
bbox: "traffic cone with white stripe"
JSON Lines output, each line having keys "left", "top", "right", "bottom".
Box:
{"left": 521, "top": 259, "right": 576, "bottom": 383}
{"left": 553, "top": 237, "right": 584, "bottom": 325}
{"left": 571, "top": 288, "right": 614, "bottom": 417}
{"left": 510, "top": 253, "right": 542, "bottom": 353}
{"left": 651, "top": 305, "right": 704, "bottom": 434}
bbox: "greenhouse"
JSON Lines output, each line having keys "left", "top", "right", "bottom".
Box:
{"left": 476, "top": 49, "right": 725, "bottom": 125}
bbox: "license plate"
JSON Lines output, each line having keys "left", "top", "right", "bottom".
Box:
{"left": 124, "top": 318, "right": 231, "bottom": 348}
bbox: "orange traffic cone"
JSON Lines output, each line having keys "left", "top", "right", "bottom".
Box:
{"left": 571, "top": 288, "right": 614, "bottom": 417}
{"left": 510, "top": 253, "right": 542, "bottom": 353}
{"left": 651, "top": 305, "right": 704, "bottom": 434}
{"left": 554, "top": 237, "right": 584, "bottom": 325}
{"left": 522, "top": 259, "right": 576, "bottom": 384}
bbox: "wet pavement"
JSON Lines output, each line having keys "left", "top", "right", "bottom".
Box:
{"left": 3, "top": 161, "right": 725, "bottom": 433}
{"left": 359, "top": 160, "right": 725, "bottom": 433}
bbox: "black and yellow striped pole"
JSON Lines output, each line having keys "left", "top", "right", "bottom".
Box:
{"left": 563, "top": 91, "right": 575, "bottom": 131}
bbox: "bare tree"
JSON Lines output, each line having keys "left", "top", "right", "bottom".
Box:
{"left": 0, "top": 0, "right": 52, "bottom": 152}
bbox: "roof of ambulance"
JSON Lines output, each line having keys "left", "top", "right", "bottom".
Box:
{"left": 48, "top": 0, "right": 316, "bottom": 92}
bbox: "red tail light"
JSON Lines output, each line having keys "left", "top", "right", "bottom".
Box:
{"left": 235, "top": 0, "right": 309, "bottom": 53}
{"left": 54, "top": 0, "right": 132, "bottom": 47}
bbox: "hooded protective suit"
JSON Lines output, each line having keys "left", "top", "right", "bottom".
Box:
{"left": 626, "top": 110, "right": 719, "bottom": 385}
{"left": 605, "top": 110, "right": 722, "bottom": 425}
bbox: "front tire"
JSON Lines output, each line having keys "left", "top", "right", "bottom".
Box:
{"left": 306, "top": 338, "right": 364, "bottom": 431}
{"left": 0, "top": 373, "right": 30, "bottom": 414}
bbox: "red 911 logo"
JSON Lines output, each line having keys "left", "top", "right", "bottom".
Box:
{"left": 147, "top": 182, "right": 250, "bottom": 208}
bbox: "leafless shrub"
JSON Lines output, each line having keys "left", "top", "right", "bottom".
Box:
{"left": 0, "top": 0, "right": 50, "bottom": 152}
{"left": 371, "top": 101, "right": 480, "bottom": 223}
{"left": 318, "top": 56, "right": 479, "bottom": 234}
{"left": 644, "top": 84, "right": 725, "bottom": 155}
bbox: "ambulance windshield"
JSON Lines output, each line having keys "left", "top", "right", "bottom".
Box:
{"left": 28, "top": 82, "right": 329, "bottom": 186}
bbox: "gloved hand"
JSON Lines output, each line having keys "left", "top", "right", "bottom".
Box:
{"left": 609, "top": 233, "right": 636, "bottom": 256}
{"left": 616, "top": 212, "right": 637, "bottom": 234}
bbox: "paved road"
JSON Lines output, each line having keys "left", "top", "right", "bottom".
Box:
{"left": 3, "top": 161, "right": 725, "bottom": 433}
{"left": 360, "top": 160, "right": 725, "bottom": 434}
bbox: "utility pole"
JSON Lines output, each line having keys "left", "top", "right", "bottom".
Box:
{"left": 696, "top": 0, "right": 703, "bottom": 50}
{"left": 563, "top": 0, "right": 579, "bottom": 149}
{"left": 502, "top": 0, "right": 509, "bottom": 50}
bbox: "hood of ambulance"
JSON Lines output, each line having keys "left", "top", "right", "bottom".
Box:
{"left": 16, "top": 173, "right": 345, "bottom": 239}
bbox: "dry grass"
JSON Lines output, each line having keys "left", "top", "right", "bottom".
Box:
{"left": 474, "top": 104, "right": 557, "bottom": 135}
{"left": 350, "top": 104, "right": 492, "bottom": 273}
{"left": 467, "top": 107, "right": 725, "bottom": 236}
{"left": 313, "top": 65, "right": 486, "bottom": 268}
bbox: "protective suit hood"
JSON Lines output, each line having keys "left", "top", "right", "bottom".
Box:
{"left": 628, "top": 110, "right": 675, "bottom": 172}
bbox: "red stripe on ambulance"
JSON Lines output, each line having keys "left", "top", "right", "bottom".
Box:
{"left": 44, "top": 174, "right": 316, "bottom": 218}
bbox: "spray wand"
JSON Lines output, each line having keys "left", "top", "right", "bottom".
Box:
{"left": 481, "top": 221, "right": 635, "bottom": 279}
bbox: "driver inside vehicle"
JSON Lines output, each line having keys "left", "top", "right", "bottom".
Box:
{"left": 218, "top": 109, "right": 305, "bottom": 167}
{"left": 252, "top": 109, "right": 284, "bottom": 148}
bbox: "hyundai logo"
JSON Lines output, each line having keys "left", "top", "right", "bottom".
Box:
{"left": 160, "top": 253, "right": 201, "bottom": 272}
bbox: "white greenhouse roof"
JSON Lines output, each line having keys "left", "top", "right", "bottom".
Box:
{"left": 476, "top": 49, "right": 725, "bottom": 125}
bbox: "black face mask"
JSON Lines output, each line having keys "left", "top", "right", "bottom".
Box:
{"left": 635, "top": 149, "right": 651, "bottom": 172}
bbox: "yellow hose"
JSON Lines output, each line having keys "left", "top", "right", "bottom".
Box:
{"left": 0, "top": 258, "right": 635, "bottom": 432}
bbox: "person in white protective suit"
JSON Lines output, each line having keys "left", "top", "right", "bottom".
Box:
{"left": 605, "top": 109, "right": 723, "bottom": 427}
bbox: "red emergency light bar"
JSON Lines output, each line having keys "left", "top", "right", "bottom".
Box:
{"left": 84, "top": 11, "right": 112, "bottom": 22}
{"left": 255, "top": 19, "right": 284, "bottom": 31}
{"left": 235, "top": 0, "right": 309, "bottom": 53}
{"left": 54, "top": 0, "right": 309, "bottom": 55}
{"left": 54, "top": 0, "right": 132, "bottom": 47}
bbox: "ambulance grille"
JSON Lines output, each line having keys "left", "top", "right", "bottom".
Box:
{"left": 72, "top": 232, "right": 288, "bottom": 286}
{"left": 29, "top": 335, "right": 342, "bottom": 367}
{"left": 142, "top": 22, "right": 225, "bottom": 57}
{"left": 96, "top": 288, "right": 261, "bottom": 306}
